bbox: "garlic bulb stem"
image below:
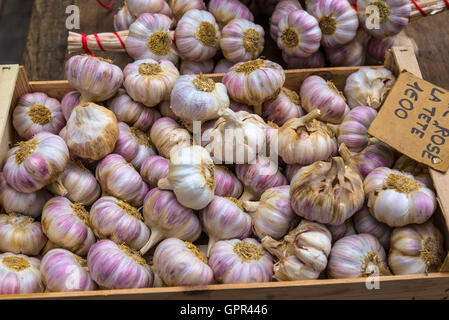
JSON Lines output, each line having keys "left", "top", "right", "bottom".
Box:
{"left": 207, "top": 236, "right": 218, "bottom": 257}
{"left": 47, "top": 178, "right": 68, "bottom": 197}
{"left": 238, "top": 188, "right": 258, "bottom": 204}
{"left": 290, "top": 109, "right": 321, "bottom": 129}
{"left": 326, "top": 123, "right": 339, "bottom": 135}
{"left": 157, "top": 178, "right": 172, "bottom": 190}
{"left": 140, "top": 229, "right": 163, "bottom": 255}
{"left": 243, "top": 201, "right": 260, "bottom": 212}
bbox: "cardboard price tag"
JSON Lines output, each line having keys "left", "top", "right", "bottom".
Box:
{"left": 368, "top": 71, "right": 449, "bottom": 172}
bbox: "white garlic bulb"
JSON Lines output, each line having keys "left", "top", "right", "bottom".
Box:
{"left": 0, "top": 253, "right": 43, "bottom": 294}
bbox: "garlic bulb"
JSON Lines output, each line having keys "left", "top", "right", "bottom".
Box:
{"left": 223, "top": 59, "right": 285, "bottom": 115}
{"left": 327, "top": 218, "right": 356, "bottom": 243}
{"left": 140, "top": 155, "right": 169, "bottom": 188}
{"left": 170, "top": 0, "right": 206, "bottom": 23}
{"left": 290, "top": 155, "right": 365, "bottom": 225}
{"left": 209, "top": 238, "right": 273, "bottom": 283}
{"left": 270, "top": 0, "right": 302, "bottom": 40}
{"left": 208, "top": 0, "right": 254, "bottom": 28}
{"left": 300, "top": 76, "right": 349, "bottom": 123}
{"left": 364, "top": 167, "right": 436, "bottom": 227}
{"left": 153, "top": 238, "right": 214, "bottom": 286}
{"left": 114, "top": 5, "right": 136, "bottom": 31}
{"left": 180, "top": 59, "right": 214, "bottom": 74}
{"left": 175, "top": 10, "right": 220, "bottom": 61}
{"left": 107, "top": 89, "right": 161, "bottom": 131}
{"left": 338, "top": 106, "right": 378, "bottom": 152}
{"left": 0, "top": 213, "right": 47, "bottom": 255}
{"left": 61, "top": 91, "right": 81, "bottom": 122}
{"left": 265, "top": 121, "right": 280, "bottom": 160}
{"left": 158, "top": 100, "right": 180, "bottom": 120}
{"left": 200, "top": 196, "right": 252, "bottom": 255}
{"left": 0, "top": 172, "right": 51, "bottom": 218}
{"left": 367, "top": 30, "right": 418, "bottom": 63}
{"left": 13, "top": 92, "right": 65, "bottom": 140}
{"left": 214, "top": 165, "right": 243, "bottom": 198}
{"left": 47, "top": 160, "right": 101, "bottom": 206}
{"left": 325, "top": 34, "right": 366, "bottom": 66}
{"left": 126, "top": 13, "right": 178, "bottom": 64}
{"left": 65, "top": 55, "right": 123, "bottom": 103}
{"left": 263, "top": 87, "right": 304, "bottom": 126}
{"left": 394, "top": 155, "right": 432, "bottom": 189}
{"left": 42, "top": 197, "right": 96, "bottom": 256}
{"left": 357, "top": 0, "right": 411, "bottom": 39}
{"left": 353, "top": 206, "right": 391, "bottom": 249}
{"left": 328, "top": 233, "right": 390, "bottom": 278}
{"left": 344, "top": 67, "right": 395, "bottom": 109}
{"left": 0, "top": 253, "right": 43, "bottom": 294}
{"left": 220, "top": 19, "right": 265, "bottom": 63}
{"left": 40, "top": 248, "right": 96, "bottom": 292}
{"left": 170, "top": 74, "right": 229, "bottom": 122}
{"left": 87, "top": 240, "right": 153, "bottom": 289}
{"left": 150, "top": 117, "right": 192, "bottom": 158}
{"left": 213, "top": 59, "right": 235, "bottom": 73}
{"left": 3, "top": 132, "right": 69, "bottom": 193}
{"left": 158, "top": 145, "right": 215, "bottom": 210}
{"left": 285, "top": 164, "right": 303, "bottom": 183}
{"left": 389, "top": 221, "right": 445, "bottom": 275}
{"left": 90, "top": 196, "right": 150, "bottom": 251}
{"left": 244, "top": 185, "right": 295, "bottom": 240}
{"left": 229, "top": 100, "right": 253, "bottom": 113}
{"left": 282, "top": 50, "right": 326, "bottom": 69}
{"left": 127, "top": 0, "right": 172, "bottom": 18}
{"left": 96, "top": 154, "right": 149, "bottom": 207}
{"left": 124, "top": 59, "right": 180, "bottom": 107}
{"left": 278, "top": 110, "right": 337, "bottom": 165}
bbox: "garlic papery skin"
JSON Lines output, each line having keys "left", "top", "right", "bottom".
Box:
{"left": 263, "top": 87, "right": 305, "bottom": 126}
{"left": 0, "top": 253, "right": 43, "bottom": 294}
{"left": 180, "top": 59, "right": 214, "bottom": 75}
{"left": 40, "top": 248, "right": 96, "bottom": 292}
{"left": 209, "top": 238, "right": 273, "bottom": 284}
{"left": 127, "top": 0, "right": 172, "bottom": 18}
{"left": 338, "top": 106, "right": 378, "bottom": 152}
{"left": 325, "top": 35, "right": 365, "bottom": 66}
{"left": 285, "top": 164, "right": 303, "bottom": 183}
{"left": 367, "top": 30, "right": 418, "bottom": 63}
{"left": 394, "top": 155, "right": 433, "bottom": 189}
{"left": 300, "top": 76, "right": 349, "bottom": 123}
{"left": 214, "top": 165, "right": 243, "bottom": 198}
{"left": 150, "top": 117, "right": 192, "bottom": 158}
{"left": 65, "top": 55, "right": 123, "bottom": 103}
{"left": 42, "top": 197, "right": 96, "bottom": 256}
{"left": 223, "top": 59, "right": 285, "bottom": 115}
{"left": 170, "top": 74, "right": 229, "bottom": 122}
{"left": 3, "top": 132, "right": 69, "bottom": 193}
{"left": 290, "top": 156, "right": 365, "bottom": 225}
{"left": 344, "top": 67, "right": 395, "bottom": 109}
{"left": 200, "top": 196, "right": 252, "bottom": 256}
{"left": 107, "top": 89, "right": 161, "bottom": 131}
{"left": 270, "top": 0, "right": 302, "bottom": 40}
{"left": 327, "top": 218, "right": 356, "bottom": 243}
{"left": 208, "top": 0, "right": 254, "bottom": 28}
{"left": 220, "top": 19, "right": 265, "bottom": 63}
{"left": 158, "top": 100, "right": 180, "bottom": 121}
{"left": 170, "top": 0, "right": 206, "bottom": 23}
{"left": 124, "top": 59, "right": 180, "bottom": 107}
{"left": 153, "top": 238, "right": 214, "bottom": 286}
{"left": 278, "top": 110, "right": 337, "bottom": 165}
{"left": 364, "top": 167, "right": 436, "bottom": 227}
{"left": 96, "top": 154, "right": 149, "bottom": 207}
{"left": 328, "top": 233, "right": 390, "bottom": 278}
{"left": 13, "top": 92, "right": 65, "bottom": 140}
{"left": 114, "top": 5, "right": 135, "bottom": 32}
{"left": 61, "top": 91, "right": 81, "bottom": 122}
{"left": 353, "top": 206, "right": 391, "bottom": 249}
{"left": 0, "top": 172, "right": 51, "bottom": 218}
{"left": 158, "top": 145, "right": 215, "bottom": 210}
{"left": 244, "top": 185, "right": 295, "bottom": 240}
{"left": 87, "top": 240, "right": 153, "bottom": 289}
{"left": 47, "top": 160, "right": 101, "bottom": 206}
{"left": 140, "top": 155, "right": 169, "bottom": 188}
{"left": 0, "top": 213, "right": 47, "bottom": 255}
{"left": 213, "top": 59, "right": 235, "bottom": 73}
{"left": 175, "top": 10, "right": 220, "bottom": 61}
{"left": 126, "top": 13, "right": 178, "bottom": 64}
{"left": 282, "top": 50, "right": 326, "bottom": 69}
{"left": 357, "top": 0, "right": 411, "bottom": 39}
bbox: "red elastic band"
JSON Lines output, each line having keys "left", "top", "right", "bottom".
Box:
{"left": 96, "top": 0, "right": 113, "bottom": 9}
{"left": 410, "top": 0, "right": 427, "bottom": 16}
{"left": 352, "top": 4, "right": 358, "bottom": 11}
{"left": 113, "top": 32, "right": 126, "bottom": 50}
{"left": 93, "top": 33, "right": 105, "bottom": 51}
{"left": 81, "top": 33, "right": 96, "bottom": 56}
{"left": 444, "top": 0, "right": 449, "bottom": 10}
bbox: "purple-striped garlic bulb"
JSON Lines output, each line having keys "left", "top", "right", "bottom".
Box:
{"left": 229, "top": 100, "right": 253, "bottom": 113}
{"left": 389, "top": 221, "right": 445, "bottom": 275}
{"left": 114, "top": 4, "right": 135, "bottom": 31}
{"left": 244, "top": 185, "right": 295, "bottom": 240}
{"left": 170, "top": 0, "right": 206, "bottom": 23}
{"left": 281, "top": 50, "right": 326, "bottom": 68}
{"left": 214, "top": 165, "right": 243, "bottom": 198}
{"left": 87, "top": 240, "right": 153, "bottom": 289}
{"left": 158, "top": 100, "right": 180, "bottom": 120}
{"left": 220, "top": 19, "right": 265, "bottom": 63}
{"left": 65, "top": 55, "right": 123, "bottom": 103}
{"left": 150, "top": 117, "right": 191, "bottom": 158}
{"left": 107, "top": 89, "right": 161, "bottom": 131}
{"left": 127, "top": 0, "right": 172, "bottom": 17}
{"left": 213, "top": 59, "right": 235, "bottom": 73}
{"left": 208, "top": 0, "right": 254, "bottom": 28}
{"left": 0, "top": 213, "right": 47, "bottom": 255}
{"left": 357, "top": 0, "right": 411, "bottom": 39}
{"left": 367, "top": 30, "right": 418, "bottom": 63}
{"left": 364, "top": 167, "right": 436, "bottom": 227}
{"left": 175, "top": 10, "right": 220, "bottom": 61}
{"left": 42, "top": 197, "right": 96, "bottom": 256}
{"left": 13, "top": 92, "right": 65, "bottom": 140}
{"left": 3, "top": 132, "right": 69, "bottom": 193}
{"left": 328, "top": 233, "right": 390, "bottom": 278}
{"left": 40, "top": 248, "right": 96, "bottom": 292}
{"left": 140, "top": 188, "right": 202, "bottom": 254}
{"left": 0, "top": 172, "right": 51, "bottom": 218}
{"left": 126, "top": 13, "right": 178, "bottom": 64}
{"left": 140, "top": 155, "right": 169, "bottom": 188}
{"left": 200, "top": 196, "right": 252, "bottom": 256}
{"left": 153, "top": 238, "right": 214, "bottom": 286}
{"left": 90, "top": 196, "right": 150, "bottom": 251}
{"left": 47, "top": 160, "right": 100, "bottom": 206}
{"left": 325, "top": 32, "right": 366, "bottom": 66}
{"left": 327, "top": 218, "right": 356, "bottom": 243}
{"left": 61, "top": 91, "right": 81, "bottom": 122}
{"left": 338, "top": 106, "right": 378, "bottom": 152}
{"left": 300, "top": 76, "right": 349, "bottom": 123}
{"left": 285, "top": 164, "right": 303, "bottom": 183}
{"left": 394, "top": 155, "right": 432, "bottom": 189}
{"left": 353, "top": 206, "right": 391, "bottom": 249}
{"left": 209, "top": 238, "right": 273, "bottom": 283}
{"left": 180, "top": 59, "right": 214, "bottom": 74}
{"left": 124, "top": 59, "right": 180, "bottom": 107}
{"left": 265, "top": 121, "right": 280, "bottom": 160}
{"left": 223, "top": 59, "right": 285, "bottom": 115}
{"left": 0, "top": 253, "right": 43, "bottom": 294}
{"left": 96, "top": 154, "right": 149, "bottom": 207}
{"left": 270, "top": 0, "right": 302, "bottom": 40}
{"left": 278, "top": 110, "right": 337, "bottom": 165}
{"left": 263, "top": 87, "right": 304, "bottom": 126}
{"left": 158, "top": 146, "right": 215, "bottom": 210}
{"left": 291, "top": 155, "right": 365, "bottom": 225}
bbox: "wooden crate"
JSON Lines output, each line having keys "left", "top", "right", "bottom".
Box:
{"left": 1, "top": 47, "right": 449, "bottom": 300}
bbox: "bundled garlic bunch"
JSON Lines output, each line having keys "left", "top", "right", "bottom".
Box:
{"left": 263, "top": 87, "right": 304, "bottom": 126}
{"left": 394, "top": 155, "right": 432, "bottom": 189}
{"left": 327, "top": 219, "right": 356, "bottom": 243}
{"left": 60, "top": 91, "right": 81, "bottom": 121}
{"left": 367, "top": 30, "right": 418, "bottom": 62}
{"left": 213, "top": 59, "right": 235, "bottom": 73}
{"left": 269, "top": 0, "right": 302, "bottom": 40}
{"left": 0, "top": 253, "right": 43, "bottom": 294}
{"left": 180, "top": 59, "right": 214, "bottom": 75}
{"left": 140, "top": 155, "right": 169, "bottom": 188}
{"left": 150, "top": 117, "right": 191, "bottom": 158}
{"left": 282, "top": 50, "right": 326, "bottom": 69}
{"left": 114, "top": 4, "right": 135, "bottom": 31}
{"left": 214, "top": 165, "right": 243, "bottom": 198}
{"left": 208, "top": 0, "right": 254, "bottom": 28}
{"left": 170, "top": 0, "right": 206, "bottom": 23}
{"left": 353, "top": 206, "right": 391, "bottom": 249}
{"left": 127, "top": 0, "right": 172, "bottom": 18}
